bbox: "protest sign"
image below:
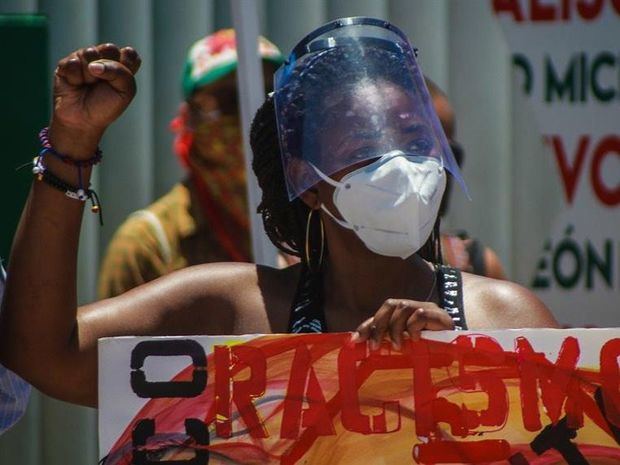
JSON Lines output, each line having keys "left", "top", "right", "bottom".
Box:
{"left": 100, "top": 329, "right": 620, "bottom": 464}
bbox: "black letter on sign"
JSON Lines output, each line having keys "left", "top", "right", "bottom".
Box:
{"left": 131, "top": 340, "right": 207, "bottom": 398}
{"left": 132, "top": 418, "right": 209, "bottom": 465}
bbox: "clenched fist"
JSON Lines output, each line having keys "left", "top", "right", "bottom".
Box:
{"left": 50, "top": 43, "right": 141, "bottom": 158}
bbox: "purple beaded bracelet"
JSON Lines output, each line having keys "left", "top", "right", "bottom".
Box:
{"left": 33, "top": 127, "right": 104, "bottom": 225}
{"left": 38, "top": 127, "right": 103, "bottom": 167}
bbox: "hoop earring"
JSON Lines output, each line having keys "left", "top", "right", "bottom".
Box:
{"left": 305, "top": 209, "right": 324, "bottom": 273}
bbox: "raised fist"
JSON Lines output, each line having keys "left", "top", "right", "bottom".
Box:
{"left": 52, "top": 43, "right": 141, "bottom": 143}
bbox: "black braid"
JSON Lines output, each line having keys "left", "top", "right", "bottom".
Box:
{"left": 250, "top": 95, "right": 308, "bottom": 257}
{"left": 418, "top": 217, "right": 443, "bottom": 265}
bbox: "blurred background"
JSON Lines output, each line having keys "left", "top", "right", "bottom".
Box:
{"left": 0, "top": 0, "right": 616, "bottom": 463}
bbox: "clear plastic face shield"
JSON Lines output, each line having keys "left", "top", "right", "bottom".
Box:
{"left": 274, "top": 17, "right": 467, "bottom": 200}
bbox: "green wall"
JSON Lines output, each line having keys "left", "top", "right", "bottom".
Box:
{"left": 0, "top": 14, "right": 48, "bottom": 261}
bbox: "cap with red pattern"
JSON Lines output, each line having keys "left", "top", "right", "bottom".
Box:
{"left": 182, "top": 28, "right": 284, "bottom": 99}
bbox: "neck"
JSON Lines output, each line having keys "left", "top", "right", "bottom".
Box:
{"left": 321, "top": 221, "right": 436, "bottom": 329}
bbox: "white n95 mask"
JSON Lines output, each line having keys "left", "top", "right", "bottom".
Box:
{"left": 312, "top": 151, "right": 446, "bottom": 259}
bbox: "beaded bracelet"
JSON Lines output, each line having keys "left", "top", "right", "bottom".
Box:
{"left": 38, "top": 127, "right": 103, "bottom": 167}
{"left": 32, "top": 159, "right": 103, "bottom": 225}
{"left": 33, "top": 127, "right": 104, "bottom": 225}
{"left": 37, "top": 127, "right": 103, "bottom": 204}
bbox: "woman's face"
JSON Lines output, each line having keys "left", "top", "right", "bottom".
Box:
{"left": 297, "top": 79, "right": 440, "bottom": 230}
{"left": 315, "top": 79, "right": 437, "bottom": 181}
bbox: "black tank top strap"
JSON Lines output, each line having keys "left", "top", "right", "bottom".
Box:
{"left": 287, "top": 264, "right": 328, "bottom": 334}
{"left": 435, "top": 264, "right": 468, "bottom": 330}
{"left": 287, "top": 263, "right": 467, "bottom": 333}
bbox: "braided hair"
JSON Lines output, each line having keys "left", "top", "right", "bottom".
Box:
{"left": 250, "top": 46, "right": 443, "bottom": 265}
{"left": 250, "top": 95, "right": 309, "bottom": 258}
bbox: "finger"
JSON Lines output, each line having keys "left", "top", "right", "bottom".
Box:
{"left": 120, "top": 47, "right": 141, "bottom": 75}
{"left": 371, "top": 299, "right": 399, "bottom": 350}
{"left": 87, "top": 60, "right": 136, "bottom": 96}
{"left": 56, "top": 55, "right": 84, "bottom": 87}
{"left": 388, "top": 304, "right": 412, "bottom": 350}
{"left": 354, "top": 317, "right": 376, "bottom": 343}
{"left": 97, "top": 43, "right": 121, "bottom": 62}
{"left": 406, "top": 307, "right": 455, "bottom": 341}
{"left": 77, "top": 46, "right": 101, "bottom": 84}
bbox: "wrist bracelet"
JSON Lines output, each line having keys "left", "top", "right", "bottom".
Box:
{"left": 38, "top": 127, "right": 103, "bottom": 167}
{"left": 34, "top": 127, "right": 104, "bottom": 225}
{"left": 32, "top": 157, "right": 103, "bottom": 225}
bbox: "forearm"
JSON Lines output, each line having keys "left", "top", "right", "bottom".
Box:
{"left": 0, "top": 123, "right": 97, "bottom": 394}
{"left": 0, "top": 43, "right": 142, "bottom": 406}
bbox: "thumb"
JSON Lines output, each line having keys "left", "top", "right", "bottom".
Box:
{"left": 87, "top": 59, "right": 136, "bottom": 95}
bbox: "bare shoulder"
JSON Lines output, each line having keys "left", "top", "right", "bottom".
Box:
{"left": 179, "top": 261, "right": 301, "bottom": 334}
{"left": 460, "top": 272, "right": 559, "bottom": 330}
{"left": 79, "top": 261, "right": 301, "bottom": 340}
{"left": 482, "top": 246, "right": 507, "bottom": 280}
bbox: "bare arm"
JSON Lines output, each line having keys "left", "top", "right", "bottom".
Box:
{"left": 0, "top": 44, "right": 246, "bottom": 407}
{"left": 0, "top": 44, "right": 140, "bottom": 406}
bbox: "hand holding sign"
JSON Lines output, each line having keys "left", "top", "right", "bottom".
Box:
{"left": 352, "top": 298, "right": 455, "bottom": 350}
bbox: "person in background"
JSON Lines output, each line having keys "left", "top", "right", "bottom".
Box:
{"left": 97, "top": 30, "right": 284, "bottom": 298}
{"left": 0, "top": 260, "right": 30, "bottom": 435}
{"left": 425, "top": 78, "right": 507, "bottom": 280}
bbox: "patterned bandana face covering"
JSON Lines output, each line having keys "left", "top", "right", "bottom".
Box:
{"left": 170, "top": 108, "right": 251, "bottom": 261}
{"left": 184, "top": 115, "right": 252, "bottom": 262}
{"left": 189, "top": 116, "right": 249, "bottom": 229}
{"left": 170, "top": 30, "right": 284, "bottom": 261}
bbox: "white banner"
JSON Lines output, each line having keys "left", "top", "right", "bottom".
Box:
{"left": 493, "top": 0, "right": 620, "bottom": 326}
{"left": 99, "top": 330, "right": 620, "bottom": 464}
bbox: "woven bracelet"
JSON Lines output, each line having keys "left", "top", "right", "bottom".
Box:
{"left": 33, "top": 160, "right": 103, "bottom": 225}
{"left": 34, "top": 127, "right": 103, "bottom": 225}
{"left": 38, "top": 127, "right": 103, "bottom": 167}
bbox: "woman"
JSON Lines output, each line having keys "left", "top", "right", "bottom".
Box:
{"left": 0, "top": 18, "right": 556, "bottom": 408}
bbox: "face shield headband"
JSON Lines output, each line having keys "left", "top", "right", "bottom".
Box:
{"left": 273, "top": 17, "right": 468, "bottom": 201}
